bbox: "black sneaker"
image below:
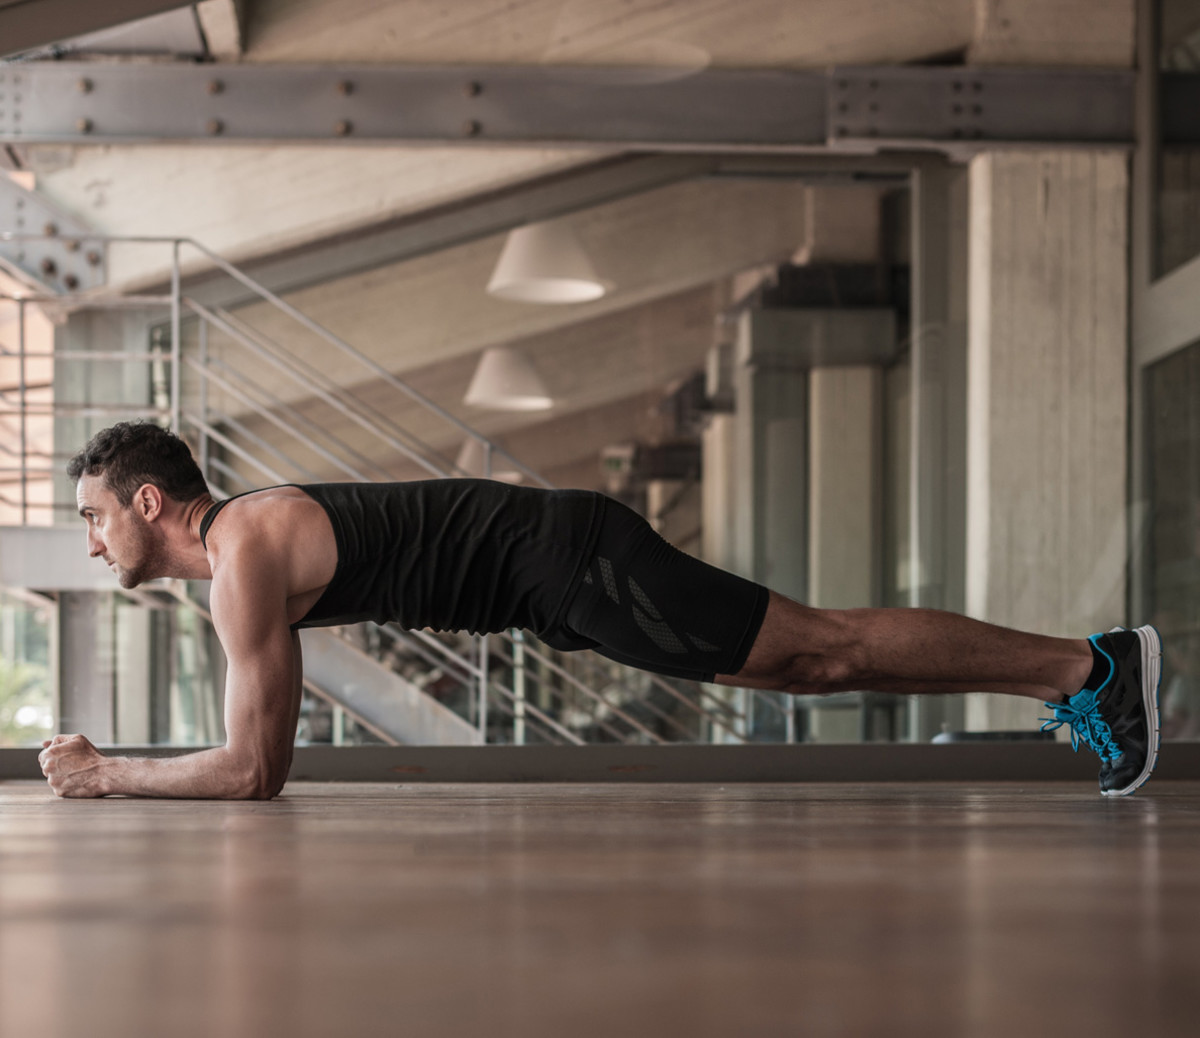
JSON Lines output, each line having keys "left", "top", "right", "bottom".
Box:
{"left": 1041, "top": 626, "right": 1163, "bottom": 797}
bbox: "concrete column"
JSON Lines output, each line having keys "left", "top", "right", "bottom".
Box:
{"left": 730, "top": 310, "right": 811, "bottom": 601}
{"left": 907, "top": 161, "right": 970, "bottom": 741}
{"left": 966, "top": 150, "right": 1129, "bottom": 732}
{"left": 115, "top": 605, "right": 153, "bottom": 744}
{"left": 704, "top": 309, "right": 897, "bottom": 604}
{"left": 57, "top": 592, "right": 115, "bottom": 743}
{"left": 700, "top": 412, "right": 739, "bottom": 573}
{"left": 808, "top": 366, "right": 882, "bottom": 609}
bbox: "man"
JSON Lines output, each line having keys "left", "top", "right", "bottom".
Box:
{"left": 40, "top": 421, "right": 1162, "bottom": 800}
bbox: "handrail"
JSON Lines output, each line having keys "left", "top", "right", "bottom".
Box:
{"left": 184, "top": 298, "right": 451, "bottom": 479}
{"left": 201, "top": 355, "right": 396, "bottom": 482}
{"left": 373, "top": 620, "right": 668, "bottom": 745}
{"left": 184, "top": 358, "right": 366, "bottom": 481}
{"left": 494, "top": 628, "right": 743, "bottom": 741}
{"left": 204, "top": 302, "right": 462, "bottom": 479}
{"left": 179, "top": 238, "right": 551, "bottom": 489}
{"left": 365, "top": 621, "right": 656, "bottom": 744}
{"left": 182, "top": 412, "right": 289, "bottom": 485}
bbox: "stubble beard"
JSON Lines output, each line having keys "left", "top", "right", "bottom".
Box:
{"left": 114, "top": 519, "right": 168, "bottom": 589}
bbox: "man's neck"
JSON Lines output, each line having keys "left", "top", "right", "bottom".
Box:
{"left": 157, "top": 494, "right": 218, "bottom": 581}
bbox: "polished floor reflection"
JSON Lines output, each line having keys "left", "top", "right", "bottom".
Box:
{"left": 1, "top": 781, "right": 1198, "bottom": 1037}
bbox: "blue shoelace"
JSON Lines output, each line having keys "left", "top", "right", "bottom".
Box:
{"left": 1040, "top": 689, "right": 1123, "bottom": 761}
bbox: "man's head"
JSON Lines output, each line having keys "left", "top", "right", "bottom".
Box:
{"left": 67, "top": 422, "right": 209, "bottom": 588}
{"left": 67, "top": 421, "right": 208, "bottom": 507}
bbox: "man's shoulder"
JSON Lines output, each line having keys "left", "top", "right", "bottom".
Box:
{"left": 205, "top": 488, "right": 326, "bottom": 558}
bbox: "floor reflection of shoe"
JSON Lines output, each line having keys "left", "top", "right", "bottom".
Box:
{"left": 1041, "top": 626, "right": 1162, "bottom": 797}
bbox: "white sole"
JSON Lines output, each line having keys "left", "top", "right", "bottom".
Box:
{"left": 1100, "top": 625, "right": 1162, "bottom": 797}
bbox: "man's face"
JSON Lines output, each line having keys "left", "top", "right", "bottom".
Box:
{"left": 76, "top": 474, "right": 162, "bottom": 589}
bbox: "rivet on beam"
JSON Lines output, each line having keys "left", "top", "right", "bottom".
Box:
{"left": 40, "top": 258, "right": 57, "bottom": 277}
{"left": 334, "top": 120, "right": 353, "bottom": 137}
{"left": 462, "top": 119, "right": 481, "bottom": 137}
{"left": 336, "top": 80, "right": 355, "bottom": 97}
{"left": 43, "top": 222, "right": 58, "bottom": 237}
{"left": 77, "top": 78, "right": 93, "bottom": 94}
{"left": 464, "top": 81, "right": 483, "bottom": 98}
{"left": 64, "top": 274, "right": 79, "bottom": 291}
{"left": 76, "top": 118, "right": 92, "bottom": 134}
{"left": 206, "top": 119, "right": 224, "bottom": 136}
{"left": 207, "top": 80, "right": 224, "bottom": 96}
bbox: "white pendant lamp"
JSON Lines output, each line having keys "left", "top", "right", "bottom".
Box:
{"left": 455, "top": 437, "right": 524, "bottom": 483}
{"left": 463, "top": 346, "right": 553, "bottom": 411}
{"left": 486, "top": 220, "right": 610, "bottom": 304}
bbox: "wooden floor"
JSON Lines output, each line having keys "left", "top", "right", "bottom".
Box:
{"left": 1, "top": 781, "right": 1198, "bottom": 1038}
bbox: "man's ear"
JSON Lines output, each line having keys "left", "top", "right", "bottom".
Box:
{"left": 134, "top": 483, "right": 164, "bottom": 521}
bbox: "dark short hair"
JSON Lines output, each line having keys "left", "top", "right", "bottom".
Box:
{"left": 67, "top": 421, "right": 209, "bottom": 507}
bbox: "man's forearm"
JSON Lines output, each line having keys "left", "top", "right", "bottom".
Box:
{"left": 94, "top": 746, "right": 280, "bottom": 799}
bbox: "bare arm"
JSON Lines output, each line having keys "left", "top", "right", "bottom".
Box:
{"left": 40, "top": 548, "right": 304, "bottom": 800}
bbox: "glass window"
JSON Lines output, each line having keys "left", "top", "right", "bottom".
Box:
{"left": 1146, "top": 337, "right": 1200, "bottom": 740}
{"left": 1156, "top": 0, "right": 1200, "bottom": 277}
{"left": 0, "top": 589, "right": 54, "bottom": 746}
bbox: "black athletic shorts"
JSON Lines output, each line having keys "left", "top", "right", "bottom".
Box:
{"left": 538, "top": 497, "right": 770, "bottom": 682}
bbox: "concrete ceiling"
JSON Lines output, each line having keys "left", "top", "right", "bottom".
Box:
{"left": 4, "top": 0, "right": 1137, "bottom": 492}
{"left": 194, "top": 175, "right": 884, "bottom": 488}
{"left": 0, "top": 0, "right": 194, "bottom": 57}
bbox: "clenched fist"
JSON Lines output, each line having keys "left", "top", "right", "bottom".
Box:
{"left": 39, "top": 734, "right": 110, "bottom": 798}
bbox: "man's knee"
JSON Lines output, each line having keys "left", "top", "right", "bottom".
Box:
{"left": 741, "top": 598, "right": 865, "bottom": 693}
{"left": 779, "top": 651, "right": 858, "bottom": 695}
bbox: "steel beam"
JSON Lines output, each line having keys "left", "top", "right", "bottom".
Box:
{"left": 0, "top": 172, "right": 106, "bottom": 290}
{"left": 0, "top": 61, "right": 1152, "bottom": 149}
{"left": 829, "top": 66, "right": 1135, "bottom": 145}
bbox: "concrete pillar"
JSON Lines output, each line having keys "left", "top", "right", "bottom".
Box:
{"left": 730, "top": 309, "right": 811, "bottom": 601}
{"left": 966, "top": 150, "right": 1129, "bottom": 732}
{"left": 702, "top": 308, "right": 895, "bottom": 743}
{"left": 808, "top": 366, "right": 882, "bottom": 609}
{"left": 57, "top": 592, "right": 115, "bottom": 742}
{"left": 700, "top": 412, "right": 739, "bottom": 573}
{"left": 907, "top": 161, "right": 970, "bottom": 741}
{"left": 703, "top": 309, "right": 897, "bottom": 603}
{"left": 115, "top": 605, "right": 153, "bottom": 744}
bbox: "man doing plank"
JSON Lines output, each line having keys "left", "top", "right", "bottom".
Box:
{"left": 40, "top": 422, "right": 1162, "bottom": 799}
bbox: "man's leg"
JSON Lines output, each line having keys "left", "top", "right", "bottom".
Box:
{"left": 720, "top": 591, "right": 1091, "bottom": 701}
{"left": 720, "top": 591, "right": 1162, "bottom": 797}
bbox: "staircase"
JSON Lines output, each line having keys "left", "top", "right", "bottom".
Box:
{"left": 0, "top": 232, "right": 779, "bottom": 746}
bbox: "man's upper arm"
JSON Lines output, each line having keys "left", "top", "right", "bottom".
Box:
{"left": 208, "top": 543, "right": 303, "bottom": 794}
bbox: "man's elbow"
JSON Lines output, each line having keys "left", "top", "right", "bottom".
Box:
{"left": 242, "top": 777, "right": 284, "bottom": 800}
{"left": 230, "top": 757, "right": 288, "bottom": 800}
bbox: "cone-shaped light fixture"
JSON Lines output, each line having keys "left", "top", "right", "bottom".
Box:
{"left": 486, "top": 220, "right": 610, "bottom": 304}
{"left": 455, "top": 437, "right": 524, "bottom": 483}
{"left": 463, "top": 346, "right": 553, "bottom": 411}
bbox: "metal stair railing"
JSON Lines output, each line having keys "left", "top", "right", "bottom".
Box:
{"left": 1, "top": 232, "right": 791, "bottom": 745}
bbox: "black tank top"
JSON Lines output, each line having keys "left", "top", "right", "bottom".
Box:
{"left": 198, "top": 480, "right": 604, "bottom": 636}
